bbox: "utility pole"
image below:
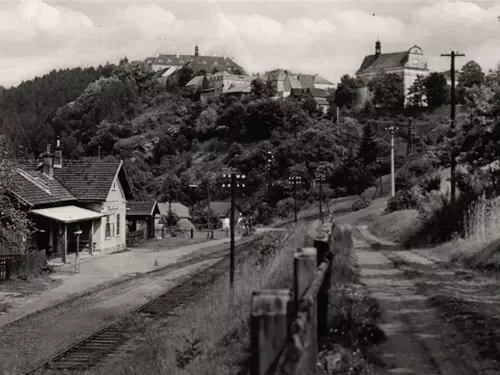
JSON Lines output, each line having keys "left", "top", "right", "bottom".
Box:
{"left": 315, "top": 166, "right": 326, "bottom": 224}
{"left": 222, "top": 170, "right": 246, "bottom": 296}
{"left": 188, "top": 184, "right": 198, "bottom": 226}
{"left": 407, "top": 119, "right": 413, "bottom": 157}
{"left": 288, "top": 175, "right": 302, "bottom": 223}
{"left": 441, "top": 50, "right": 465, "bottom": 204}
{"left": 206, "top": 184, "right": 213, "bottom": 239}
{"left": 265, "top": 150, "right": 274, "bottom": 205}
{"left": 385, "top": 125, "right": 399, "bottom": 197}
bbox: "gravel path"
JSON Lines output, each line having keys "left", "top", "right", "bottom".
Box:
{"left": 355, "top": 229, "right": 500, "bottom": 375}
{"left": 0, "top": 257, "right": 221, "bottom": 375}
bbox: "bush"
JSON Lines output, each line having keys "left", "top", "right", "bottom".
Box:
{"left": 275, "top": 198, "right": 295, "bottom": 219}
{"left": 418, "top": 174, "right": 441, "bottom": 193}
{"left": 352, "top": 195, "right": 369, "bottom": 212}
{"left": 385, "top": 188, "right": 418, "bottom": 213}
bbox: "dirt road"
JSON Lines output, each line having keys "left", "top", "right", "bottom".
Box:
{"left": 354, "top": 230, "right": 500, "bottom": 375}
{"left": 0, "top": 257, "right": 221, "bottom": 375}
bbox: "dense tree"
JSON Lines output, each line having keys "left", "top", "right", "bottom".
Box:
{"left": 407, "top": 75, "right": 427, "bottom": 108}
{"left": 0, "top": 136, "right": 33, "bottom": 253}
{"left": 459, "top": 60, "right": 485, "bottom": 89}
{"left": 177, "top": 67, "right": 195, "bottom": 87}
{"left": 250, "top": 78, "right": 276, "bottom": 98}
{"left": 368, "top": 71, "right": 405, "bottom": 109}
{"left": 0, "top": 67, "right": 105, "bottom": 156}
{"left": 334, "top": 74, "right": 357, "bottom": 109}
{"left": 358, "top": 122, "right": 378, "bottom": 166}
{"left": 424, "top": 72, "right": 449, "bottom": 108}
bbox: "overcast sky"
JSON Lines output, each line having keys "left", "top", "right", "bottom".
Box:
{"left": 1, "top": 0, "right": 500, "bottom": 88}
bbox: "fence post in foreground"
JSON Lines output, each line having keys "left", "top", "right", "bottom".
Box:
{"left": 314, "top": 226, "right": 333, "bottom": 345}
{"left": 293, "top": 247, "right": 318, "bottom": 372}
{"left": 250, "top": 289, "right": 293, "bottom": 375}
{"left": 294, "top": 247, "right": 317, "bottom": 310}
{"left": 190, "top": 228, "right": 194, "bottom": 239}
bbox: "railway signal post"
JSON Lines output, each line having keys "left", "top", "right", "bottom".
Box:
{"left": 222, "top": 170, "right": 246, "bottom": 296}
{"left": 288, "top": 175, "right": 303, "bottom": 223}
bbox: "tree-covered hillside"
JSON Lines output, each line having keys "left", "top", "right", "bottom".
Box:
{"left": 2, "top": 57, "right": 480, "bottom": 225}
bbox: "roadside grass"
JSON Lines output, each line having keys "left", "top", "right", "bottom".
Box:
{"left": 87, "top": 222, "right": 315, "bottom": 375}
{"left": 369, "top": 209, "right": 419, "bottom": 244}
{"left": 318, "top": 223, "right": 387, "bottom": 375}
{"left": 447, "top": 196, "right": 500, "bottom": 270}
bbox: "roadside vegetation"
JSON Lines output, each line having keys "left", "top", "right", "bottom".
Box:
{"left": 318, "top": 223, "right": 386, "bottom": 375}
{"left": 85, "top": 223, "right": 312, "bottom": 375}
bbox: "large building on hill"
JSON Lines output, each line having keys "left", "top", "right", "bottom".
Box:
{"left": 354, "top": 40, "right": 430, "bottom": 109}
{"left": 144, "top": 45, "right": 246, "bottom": 76}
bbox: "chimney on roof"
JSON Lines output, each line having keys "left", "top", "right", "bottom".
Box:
{"left": 43, "top": 143, "right": 54, "bottom": 179}
{"left": 53, "top": 137, "right": 62, "bottom": 169}
{"left": 195, "top": 45, "right": 199, "bottom": 57}
{"left": 375, "top": 39, "right": 381, "bottom": 57}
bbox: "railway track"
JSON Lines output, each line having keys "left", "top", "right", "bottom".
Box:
{"left": 23, "top": 240, "right": 258, "bottom": 375}
{"left": 24, "top": 214, "right": 323, "bottom": 375}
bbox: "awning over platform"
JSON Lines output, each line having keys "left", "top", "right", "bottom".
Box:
{"left": 30, "top": 205, "right": 104, "bottom": 224}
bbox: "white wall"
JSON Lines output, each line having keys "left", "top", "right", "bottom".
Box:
{"left": 82, "top": 176, "right": 127, "bottom": 253}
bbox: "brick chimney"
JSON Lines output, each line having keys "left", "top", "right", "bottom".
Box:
{"left": 43, "top": 143, "right": 54, "bottom": 179}
{"left": 54, "top": 137, "right": 62, "bottom": 169}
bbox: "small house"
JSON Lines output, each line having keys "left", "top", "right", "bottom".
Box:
{"left": 9, "top": 141, "right": 136, "bottom": 262}
{"left": 126, "top": 201, "right": 160, "bottom": 240}
{"left": 204, "top": 201, "right": 243, "bottom": 229}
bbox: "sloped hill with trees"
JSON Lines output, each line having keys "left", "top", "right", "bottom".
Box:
{"left": 4, "top": 57, "right": 494, "bottom": 227}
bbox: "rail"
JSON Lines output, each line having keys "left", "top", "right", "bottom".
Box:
{"left": 250, "top": 223, "right": 337, "bottom": 375}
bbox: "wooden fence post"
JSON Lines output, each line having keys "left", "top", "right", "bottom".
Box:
{"left": 293, "top": 247, "right": 318, "bottom": 373}
{"left": 314, "top": 228, "right": 333, "bottom": 345}
{"left": 250, "top": 289, "right": 292, "bottom": 375}
{"left": 294, "top": 247, "right": 317, "bottom": 310}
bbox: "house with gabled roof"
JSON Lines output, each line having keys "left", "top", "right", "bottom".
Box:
{"left": 354, "top": 40, "right": 430, "bottom": 109}
{"left": 9, "top": 140, "right": 136, "bottom": 262}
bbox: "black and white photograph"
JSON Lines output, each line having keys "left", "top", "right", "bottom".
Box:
{"left": 1, "top": 0, "right": 500, "bottom": 374}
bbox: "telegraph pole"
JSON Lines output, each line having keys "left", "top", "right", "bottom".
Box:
{"left": 385, "top": 125, "right": 399, "bottom": 197}
{"left": 222, "top": 170, "right": 246, "bottom": 296}
{"left": 315, "top": 166, "right": 326, "bottom": 223}
{"left": 288, "top": 175, "right": 302, "bottom": 223}
{"left": 407, "top": 119, "right": 412, "bottom": 157}
{"left": 441, "top": 50, "right": 465, "bottom": 204}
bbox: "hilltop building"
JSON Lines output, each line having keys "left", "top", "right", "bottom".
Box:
{"left": 354, "top": 40, "right": 430, "bottom": 109}
{"left": 144, "top": 45, "right": 246, "bottom": 78}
